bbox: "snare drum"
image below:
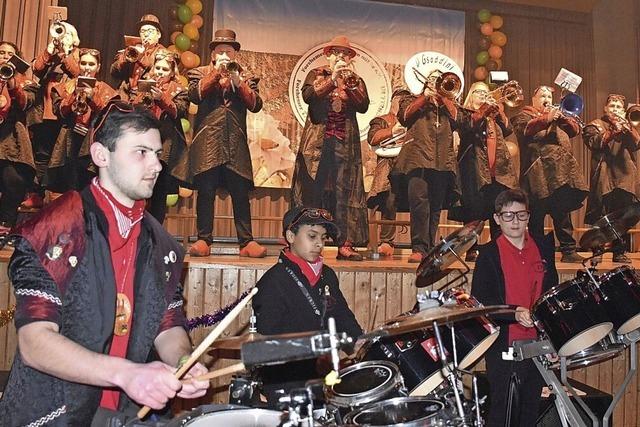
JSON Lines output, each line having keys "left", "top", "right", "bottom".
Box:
{"left": 325, "top": 360, "right": 404, "bottom": 408}
{"left": 532, "top": 276, "right": 613, "bottom": 357}
{"left": 165, "top": 405, "right": 284, "bottom": 427}
{"left": 596, "top": 265, "right": 640, "bottom": 334}
{"left": 343, "top": 396, "right": 445, "bottom": 426}
{"left": 548, "top": 332, "right": 626, "bottom": 371}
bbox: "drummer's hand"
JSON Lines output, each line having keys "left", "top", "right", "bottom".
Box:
{"left": 515, "top": 307, "right": 534, "bottom": 328}
{"left": 177, "top": 362, "right": 210, "bottom": 399}
{"left": 115, "top": 361, "right": 182, "bottom": 410}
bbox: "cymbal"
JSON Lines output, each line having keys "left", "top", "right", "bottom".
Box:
{"left": 416, "top": 220, "right": 484, "bottom": 285}
{"left": 580, "top": 202, "right": 640, "bottom": 252}
{"left": 209, "top": 332, "right": 264, "bottom": 351}
{"left": 361, "top": 304, "right": 513, "bottom": 340}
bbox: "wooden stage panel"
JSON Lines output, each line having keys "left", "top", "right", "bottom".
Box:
{"left": 2, "top": 252, "right": 640, "bottom": 425}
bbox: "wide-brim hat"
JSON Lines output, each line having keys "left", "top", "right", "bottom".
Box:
{"left": 137, "top": 14, "right": 163, "bottom": 34}
{"left": 283, "top": 207, "right": 339, "bottom": 241}
{"left": 209, "top": 29, "right": 241, "bottom": 51}
{"left": 322, "top": 35, "right": 356, "bottom": 58}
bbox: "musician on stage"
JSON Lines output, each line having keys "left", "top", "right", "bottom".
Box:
{"left": 390, "top": 69, "right": 461, "bottom": 263}
{"left": 366, "top": 88, "right": 410, "bottom": 257}
{"left": 583, "top": 94, "right": 640, "bottom": 263}
{"left": 0, "top": 41, "right": 36, "bottom": 245}
{"left": 449, "top": 81, "right": 518, "bottom": 259}
{"left": 512, "top": 85, "right": 588, "bottom": 263}
{"left": 186, "top": 29, "right": 266, "bottom": 258}
{"left": 48, "top": 48, "right": 118, "bottom": 193}
{"left": 25, "top": 21, "right": 81, "bottom": 208}
{"left": 0, "top": 102, "right": 209, "bottom": 426}
{"left": 471, "top": 188, "right": 558, "bottom": 427}
{"left": 110, "top": 14, "right": 166, "bottom": 102}
{"left": 253, "top": 207, "right": 362, "bottom": 404}
{"left": 290, "top": 35, "right": 370, "bottom": 261}
{"left": 131, "top": 49, "right": 189, "bottom": 224}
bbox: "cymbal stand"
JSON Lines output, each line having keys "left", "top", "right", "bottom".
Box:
{"left": 581, "top": 252, "right": 602, "bottom": 288}
{"left": 434, "top": 247, "right": 471, "bottom": 293}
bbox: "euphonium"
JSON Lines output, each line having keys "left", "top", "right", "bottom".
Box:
{"left": 72, "top": 90, "right": 89, "bottom": 115}
{"left": 487, "top": 80, "right": 524, "bottom": 108}
{"left": 0, "top": 63, "right": 15, "bottom": 81}
{"left": 435, "top": 72, "right": 462, "bottom": 100}
{"left": 626, "top": 105, "right": 640, "bottom": 130}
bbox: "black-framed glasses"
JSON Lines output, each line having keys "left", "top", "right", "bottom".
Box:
{"left": 496, "top": 210, "right": 530, "bottom": 222}
{"left": 288, "top": 208, "right": 334, "bottom": 230}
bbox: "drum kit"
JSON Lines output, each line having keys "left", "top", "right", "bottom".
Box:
{"left": 171, "top": 204, "right": 640, "bottom": 426}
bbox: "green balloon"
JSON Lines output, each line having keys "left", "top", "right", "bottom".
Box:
{"left": 476, "top": 51, "right": 489, "bottom": 65}
{"left": 177, "top": 4, "right": 193, "bottom": 24}
{"left": 477, "top": 9, "right": 491, "bottom": 23}
{"left": 181, "top": 118, "right": 191, "bottom": 133}
{"left": 175, "top": 33, "right": 191, "bottom": 52}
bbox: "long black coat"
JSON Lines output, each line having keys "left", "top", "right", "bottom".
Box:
{"left": 583, "top": 117, "right": 640, "bottom": 224}
{"left": 0, "top": 73, "right": 36, "bottom": 174}
{"left": 366, "top": 113, "right": 397, "bottom": 208}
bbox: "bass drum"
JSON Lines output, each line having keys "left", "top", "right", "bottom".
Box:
{"left": 532, "top": 276, "right": 613, "bottom": 357}
{"left": 164, "top": 405, "right": 284, "bottom": 427}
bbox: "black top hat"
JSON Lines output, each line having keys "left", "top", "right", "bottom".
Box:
{"left": 209, "top": 29, "right": 241, "bottom": 51}
{"left": 137, "top": 14, "right": 163, "bottom": 34}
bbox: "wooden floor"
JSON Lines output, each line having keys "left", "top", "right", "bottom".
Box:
{"left": 2, "top": 246, "right": 640, "bottom": 425}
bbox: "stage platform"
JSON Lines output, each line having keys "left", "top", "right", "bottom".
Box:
{"left": 1, "top": 245, "right": 640, "bottom": 420}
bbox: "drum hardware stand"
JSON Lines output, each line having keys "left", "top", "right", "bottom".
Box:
{"left": 277, "top": 386, "right": 316, "bottom": 427}
{"left": 434, "top": 246, "right": 471, "bottom": 293}
{"left": 602, "top": 331, "right": 639, "bottom": 427}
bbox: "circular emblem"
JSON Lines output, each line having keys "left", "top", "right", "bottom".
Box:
{"left": 288, "top": 42, "right": 392, "bottom": 139}
{"left": 404, "top": 51, "right": 464, "bottom": 96}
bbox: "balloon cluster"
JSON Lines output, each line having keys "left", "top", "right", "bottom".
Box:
{"left": 474, "top": 9, "right": 507, "bottom": 83}
{"left": 168, "top": 0, "right": 203, "bottom": 72}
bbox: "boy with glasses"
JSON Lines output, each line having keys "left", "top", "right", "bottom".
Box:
{"left": 471, "top": 188, "right": 558, "bottom": 427}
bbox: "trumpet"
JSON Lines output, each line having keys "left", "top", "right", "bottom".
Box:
{"left": 435, "top": 72, "right": 462, "bottom": 100}
{"left": 72, "top": 90, "right": 89, "bottom": 115}
{"left": 220, "top": 61, "right": 241, "bottom": 77}
{"left": 140, "top": 92, "right": 154, "bottom": 108}
{"left": 0, "top": 63, "right": 15, "bottom": 81}
{"left": 626, "top": 105, "right": 640, "bottom": 130}
{"left": 125, "top": 45, "right": 143, "bottom": 63}
{"left": 50, "top": 20, "right": 66, "bottom": 47}
{"left": 486, "top": 80, "right": 524, "bottom": 108}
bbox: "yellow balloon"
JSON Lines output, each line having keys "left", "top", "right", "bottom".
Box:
{"left": 179, "top": 187, "right": 194, "bottom": 198}
{"left": 177, "top": 74, "right": 188, "bottom": 87}
{"left": 183, "top": 23, "right": 199, "bottom": 40}
{"left": 186, "top": 0, "right": 203, "bottom": 15}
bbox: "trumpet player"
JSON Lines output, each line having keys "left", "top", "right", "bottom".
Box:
{"left": 512, "top": 85, "right": 588, "bottom": 263}
{"left": 366, "top": 88, "right": 410, "bottom": 257}
{"left": 48, "top": 48, "right": 118, "bottom": 193}
{"left": 291, "top": 35, "right": 370, "bottom": 261}
{"left": 134, "top": 49, "right": 189, "bottom": 224}
{"left": 25, "top": 21, "right": 81, "bottom": 209}
{"left": 390, "top": 68, "right": 461, "bottom": 263}
{"left": 187, "top": 29, "right": 267, "bottom": 258}
{"left": 0, "top": 41, "right": 36, "bottom": 245}
{"left": 110, "top": 14, "right": 165, "bottom": 101}
{"left": 583, "top": 94, "right": 640, "bottom": 263}
{"left": 449, "top": 81, "right": 518, "bottom": 260}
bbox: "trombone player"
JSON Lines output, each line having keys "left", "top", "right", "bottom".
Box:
{"left": 390, "top": 67, "right": 462, "bottom": 263}
{"left": 583, "top": 94, "right": 640, "bottom": 263}
{"left": 512, "top": 85, "right": 588, "bottom": 263}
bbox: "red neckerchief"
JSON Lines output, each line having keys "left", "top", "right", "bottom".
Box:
{"left": 91, "top": 178, "right": 145, "bottom": 410}
{"left": 283, "top": 248, "right": 323, "bottom": 287}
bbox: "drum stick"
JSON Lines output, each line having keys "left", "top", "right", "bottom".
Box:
{"left": 188, "top": 362, "right": 246, "bottom": 382}
{"left": 137, "top": 287, "right": 258, "bottom": 419}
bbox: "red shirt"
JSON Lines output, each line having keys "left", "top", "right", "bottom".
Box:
{"left": 496, "top": 233, "right": 544, "bottom": 344}
{"left": 91, "top": 179, "right": 145, "bottom": 410}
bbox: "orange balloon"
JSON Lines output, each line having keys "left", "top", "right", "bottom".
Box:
{"left": 188, "top": 102, "right": 198, "bottom": 115}
{"left": 488, "top": 45, "right": 503, "bottom": 59}
{"left": 179, "top": 187, "right": 194, "bottom": 198}
{"left": 490, "top": 31, "right": 507, "bottom": 47}
{"left": 480, "top": 22, "right": 493, "bottom": 36}
{"left": 167, "top": 44, "right": 179, "bottom": 53}
{"left": 183, "top": 23, "right": 199, "bottom": 41}
{"left": 192, "top": 53, "right": 201, "bottom": 67}
{"left": 474, "top": 66, "right": 488, "bottom": 81}
{"left": 186, "top": 0, "right": 203, "bottom": 15}
{"left": 180, "top": 51, "right": 194, "bottom": 68}
{"left": 170, "top": 31, "right": 181, "bottom": 44}
{"left": 190, "top": 14, "right": 203, "bottom": 29}
{"left": 489, "top": 15, "right": 504, "bottom": 29}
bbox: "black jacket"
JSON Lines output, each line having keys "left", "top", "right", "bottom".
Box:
{"left": 471, "top": 233, "right": 558, "bottom": 354}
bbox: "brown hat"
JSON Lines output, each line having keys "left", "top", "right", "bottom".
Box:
{"left": 137, "top": 14, "right": 163, "bottom": 34}
{"left": 209, "top": 29, "right": 241, "bottom": 51}
{"left": 322, "top": 35, "right": 356, "bottom": 58}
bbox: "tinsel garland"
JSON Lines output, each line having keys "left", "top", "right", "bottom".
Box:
{"left": 0, "top": 304, "right": 15, "bottom": 329}
{"left": 187, "top": 288, "right": 253, "bottom": 331}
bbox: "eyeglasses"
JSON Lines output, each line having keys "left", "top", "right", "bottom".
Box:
{"left": 155, "top": 51, "right": 176, "bottom": 62}
{"left": 328, "top": 48, "right": 351, "bottom": 57}
{"left": 79, "top": 48, "right": 100, "bottom": 57}
{"left": 496, "top": 210, "right": 530, "bottom": 222}
{"left": 288, "top": 208, "right": 334, "bottom": 230}
{"left": 90, "top": 101, "right": 135, "bottom": 141}
{"left": 139, "top": 28, "right": 159, "bottom": 36}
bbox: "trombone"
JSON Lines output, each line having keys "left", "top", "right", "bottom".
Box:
{"left": 485, "top": 80, "right": 524, "bottom": 108}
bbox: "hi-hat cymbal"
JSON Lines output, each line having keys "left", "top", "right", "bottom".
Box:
{"left": 360, "top": 304, "right": 513, "bottom": 340}
{"left": 416, "top": 220, "right": 484, "bottom": 286}
{"left": 209, "top": 332, "right": 264, "bottom": 351}
{"left": 580, "top": 202, "right": 640, "bottom": 252}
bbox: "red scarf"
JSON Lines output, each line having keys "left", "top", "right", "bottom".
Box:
{"left": 283, "top": 248, "right": 323, "bottom": 287}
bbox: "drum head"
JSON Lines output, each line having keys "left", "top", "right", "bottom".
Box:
{"left": 550, "top": 343, "right": 626, "bottom": 371}
{"left": 557, "top": 322, "right": 613, "bottom": 357}
{"left": 170, "top": 408, "right": 284, "bottom": 427}
{"left": 328, "top": 361, "right": 401, "bottom": 407}
{"left": 344, "top": 397, "right": 444, "bottom": 426}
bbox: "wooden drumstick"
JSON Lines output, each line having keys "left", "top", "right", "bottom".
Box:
{"left": 186, "top": 362, "right": 246, "bottom": 383}
{"left": 137, "top": 287, "right": 258, "bottom": 419}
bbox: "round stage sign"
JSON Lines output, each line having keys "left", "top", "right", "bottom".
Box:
{"left": 288, "top": 42, "right": 392, "bottom": 139}
{"left": 404, "top": 51, "right": 464, "bottom": 96}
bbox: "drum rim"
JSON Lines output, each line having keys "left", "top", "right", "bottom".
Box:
{"left": 326, "top": 360, "right": 401, "bottom": 407}
{"left": 550, "top": 344, "right": 626, "bottom": 371}
{"left": 171, "top": 408, "right": 284, "bottom": 426}
{"left": 343, "top": 396, "right": 445, "bottom": 426}
{"left": 598, "top": 264, "right": 636, "bottom": 283}
{"left": 532, "top": 276, "right": 589, "bottom": 312}
{"left": 557, "top": 322, "right": 613, "bottom": 357}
